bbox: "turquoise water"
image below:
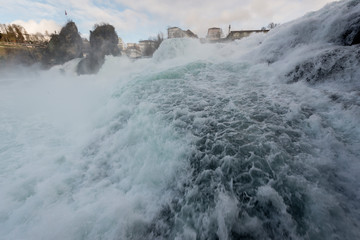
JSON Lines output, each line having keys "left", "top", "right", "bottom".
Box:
{"left": 1, "top": 1, "right": 360, "bottom": 237}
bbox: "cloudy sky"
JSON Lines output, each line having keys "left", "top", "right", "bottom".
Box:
{"left": 0, "top": 0, "right": 336, "bottom": 43}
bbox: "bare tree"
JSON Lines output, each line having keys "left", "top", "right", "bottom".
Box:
{"left": 267, "top": 22, "right": 280, "bottom": 30}
{"left": 141, "top": 32, "right": 164, "bottom": 57}
{"left": 154, "top": 32, "right": 164, "bottom": 49}
{"left": 12, "top": 24, "right": 26, "bottom": 43}
{"left": 0, "top": 23, "right": 28, "bottom": 43}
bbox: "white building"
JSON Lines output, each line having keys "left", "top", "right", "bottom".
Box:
{"left": 206, "top": 27, "right": 223, "bottom": 40}
{"left": 125, "top": 43, "right": 142, "bottom": 58}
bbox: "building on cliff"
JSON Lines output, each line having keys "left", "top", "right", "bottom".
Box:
{"left": 139, "top": 40, "right": 156, "bottom": 56}
{"left": 167, "top": 27, "right": 198, "bottom": 39}
{"left": 125, "top": 43, "right": 142, "bottom": 58}
{"left": 226, "top": 30, "right": 269, "bottom": 41}
{"left": 206, "top": 27, "right": 223, "bottom": 40}
{"left": 202, "top": 28, "right": 270, "bottom": 43}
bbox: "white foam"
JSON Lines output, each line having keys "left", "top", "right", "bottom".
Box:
{"left": 1, "top": 1, "right": 360, "bottom": 238}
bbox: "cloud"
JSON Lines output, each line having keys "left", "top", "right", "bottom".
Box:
{"left": 114, "top": 0, "right": 336, "bottom": 37}
{"left": 0, "top": 0, "right": 58, "bottom": 20}
{"left": 2, "top": 0, "right": 336, "bottom": 42}
{"left": 12, "top": 19, "right": 61, "bottom": 35}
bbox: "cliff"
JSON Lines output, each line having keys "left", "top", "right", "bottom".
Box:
{"left": 77, "top": 24, "right": 120, "bottom": 75}
{"left": 42, "top": 21, "right": 83, "bottom": 67}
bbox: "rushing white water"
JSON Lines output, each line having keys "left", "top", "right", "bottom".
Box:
{"left": 1, "top": 1, "right": 360, "bottom": 239}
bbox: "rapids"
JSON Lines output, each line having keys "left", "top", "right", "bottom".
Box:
{"left": 1, "top": 0, "right": 360, "bottom": 239}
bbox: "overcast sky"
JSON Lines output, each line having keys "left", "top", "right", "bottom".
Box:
{"left": 0, "top": 0, "right": 336, "bottom": 43}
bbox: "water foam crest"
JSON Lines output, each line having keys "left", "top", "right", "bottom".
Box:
{"left": 1, "top": 0, "right": 360, "bottom": 239}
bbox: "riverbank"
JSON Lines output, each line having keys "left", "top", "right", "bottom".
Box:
{"left": 0, "top": 42, "right": 46, "bottom": 66}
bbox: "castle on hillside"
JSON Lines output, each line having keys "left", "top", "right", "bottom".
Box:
{"left": 166, "top": 26, "right": 269, "bottom": 43}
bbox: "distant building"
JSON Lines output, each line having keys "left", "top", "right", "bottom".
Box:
{"left": 226, "top": 30, "right": 269, "bottom": 41}
{"left": 139, "top": 40, "right": 156, "bottom": 52}
{"left": 139, "top": 40, "right": 157, "bottom": 56}
{"left": 125, "top": 43, "right": 142, "bottom": 58}
{"left": 202, "top": 27, "right": 269, "bottom": 43}
{"left": 206, "top": 27, "right": 223, "bottom": 40}
{"left": 168, "top": 27, "right": 184, "bottom": 38}
{"left": 167, "top": 27, "right": 198, "bottom": 39}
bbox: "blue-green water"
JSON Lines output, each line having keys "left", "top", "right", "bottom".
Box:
{"left": 1, "top": 1, "right": 360, "bottom": 238}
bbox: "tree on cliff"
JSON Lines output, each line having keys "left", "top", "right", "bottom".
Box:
{"left": 42, "top": 21, "right": 83, "bottom": 66}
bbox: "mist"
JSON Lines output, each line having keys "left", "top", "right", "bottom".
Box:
{"left": 1, "top": 1, "right": 360, "bottom": 239}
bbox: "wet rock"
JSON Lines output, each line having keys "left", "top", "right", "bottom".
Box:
{"left": 43, "top": 21, "right": 83, "bottom": 66}
{"left": 76, "top": 53, "right": 105, "bottom": 75}
{"left": 286, "top": 47, "right": 360, "bottom": 83}
{"left": 77, "top": 24, "right": 120, "bottom": 75}
{"left": 342, "top": 16, "right": 360, "bottom": 46}
{"left": 89, "top": 24, "right": 120, "bottom": 56}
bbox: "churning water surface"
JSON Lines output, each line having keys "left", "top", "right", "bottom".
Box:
{"left": 1, "top": 2, "right": 360, "bottom": 239}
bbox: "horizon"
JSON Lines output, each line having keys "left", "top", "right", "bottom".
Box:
{"left": 0, "top": 0, "right": 336, "bottom": 43}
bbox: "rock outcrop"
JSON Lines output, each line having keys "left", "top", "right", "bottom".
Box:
{"left": 342, "top": 16, "right": 360, "bottom": 46}
{"left": 286, "top": 47, "right": 360, "bottom": 83}
{"left": 42, "top": 21, "right": 83, "bottom": 66}
{"left": 89, "top": 24, "right": 120, "bottom": 56}
{"left": 77, "top": 24, "right": 120, "bottom": 75}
